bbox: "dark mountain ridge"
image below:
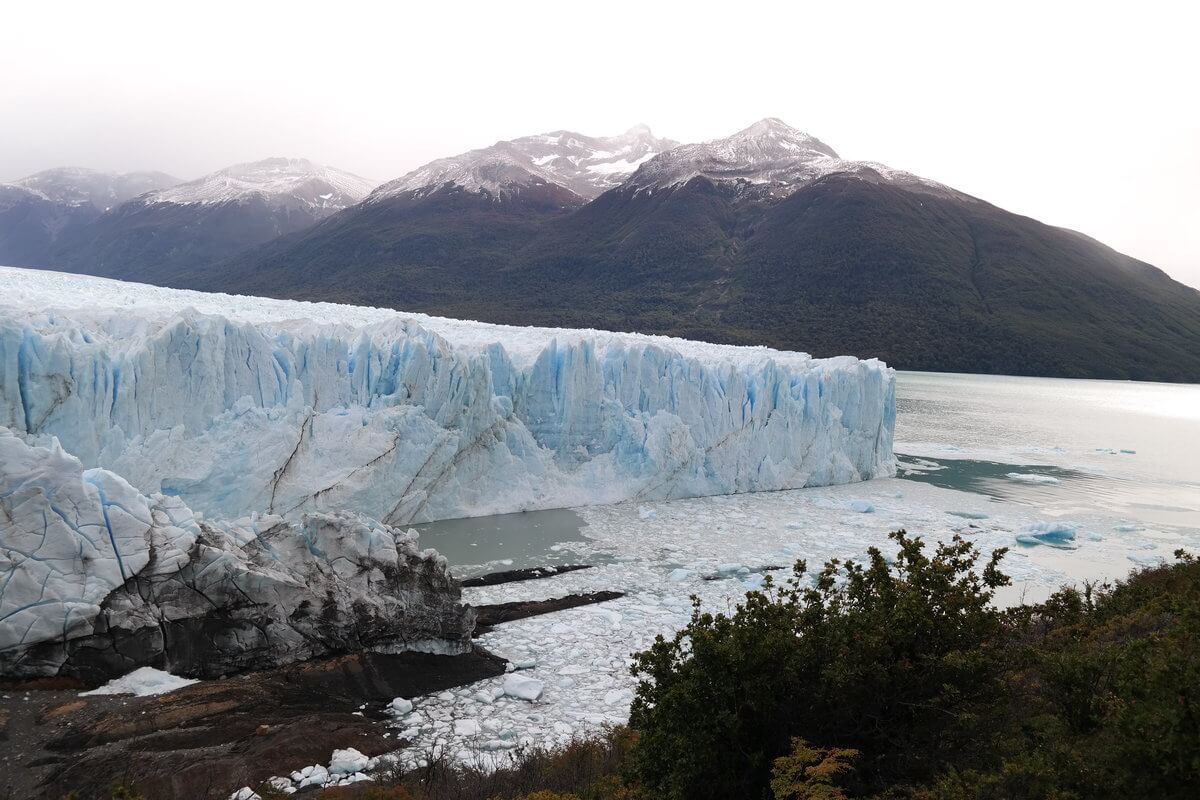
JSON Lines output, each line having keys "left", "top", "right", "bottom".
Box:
{"left": 191, "top": 143, "right": 1200, "bottom": 382}
{"left": 6, "top": 121, "right": 1198, "bottom": 382}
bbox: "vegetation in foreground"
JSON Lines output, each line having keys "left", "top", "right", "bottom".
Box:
{"left": 70, "top": 532, "right": 1199, "bottom": 799}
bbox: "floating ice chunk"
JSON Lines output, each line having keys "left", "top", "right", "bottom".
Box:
{"left": 479, "top": 738, "right": 516, "bottom": 751}
{"left": 454, "top": 719, "right": 481, "bottom": 736}
{"left": 389, "top": 697, "right": 414, "bottom": 715}
{"left": 1113, "top": 523, "right": 1142, "bottom": 533}
{"left": 557, "top": 664, "right": 588, "bottom": 675}
{"left": 947, "top": 511, "right": 989, "bottom": 520}
{"left": 81, "top": 667, "right": 198, "bottom": 697}
{"left": 589, "top": 607, "right": 623, "bottom": 626}
{"left": 329, "top": 747, "right": 371, "bottom": 774}
{"left": 638, "top": 506, "right": 657, "bottom": 520}
{"left": 1015, "top": 522, "right": 1077, "bottom": 549}
{"left": 667, "top": 568, "right": 693, "bottom": 582}
{"left": 503, "top": 674, "right": 545, "bottom": 701}
{"left": 845, "top": 499, "right": 875, "bottom": 513}
{"left": 716, "top": 563, "right": 744, "bottom": 574}
{"left": 1006, "top": 473, "right": 1060, "bottom": 484}
{"left": 742, "top": 573, "right": 767, "bottom": 590}
{"left": 228, "top": 789, "right": 261, "bottom": 800}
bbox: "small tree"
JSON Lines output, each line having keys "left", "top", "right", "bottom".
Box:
{"left": 771, "top": 739, "right": 859, "bottom": 800}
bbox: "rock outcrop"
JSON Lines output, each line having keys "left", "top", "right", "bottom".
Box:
{"left": 0, "top": 429, "right": 474, "bottom": 680}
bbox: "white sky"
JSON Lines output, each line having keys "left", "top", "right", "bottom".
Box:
{"left": 2, "top": 0, "right": 1197, "bottom": 287}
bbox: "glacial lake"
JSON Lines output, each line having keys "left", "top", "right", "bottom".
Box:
{"left": 414, "top": 371, "right": 1200, "bottom": 575}
{"left": 894, "top": 371, "right": 1200, "bottom": 533}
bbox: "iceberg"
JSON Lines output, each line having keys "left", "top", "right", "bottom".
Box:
{"left": 1015, "top": 521, "right": 1078, "bottom": 549}
{"left": 0, "top": 266, "right": 896, "bottom": 524}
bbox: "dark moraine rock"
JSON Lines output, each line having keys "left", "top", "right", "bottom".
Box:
{"left": 5, "top": 649, "right": 506, "bottom": 799}
{"left": 473, "top": 591, "right": 625, "bottom": 636}
{"left": 461, "top": 564, "right": 593, "bottom": 587}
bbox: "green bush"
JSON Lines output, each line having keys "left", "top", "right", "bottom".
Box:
{"left": 628, "top": 530, "right": 1011, "bottom": 799}
{"left": 627, "top": 533, "right": 1200, "bottom": 799}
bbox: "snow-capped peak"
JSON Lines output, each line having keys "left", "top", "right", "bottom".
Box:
{"left": 369, "top": 126, "right": 679, "bottom": 203}
{"left": 624, "top": 118, "right": 948, "bottom": 199}
{"left": 623, "top": 118, "right": 840, "bottom": 194}
{"left": 146, "top": 157, "right": 375, "bottom": 213}
{"left": 10, "top": 167, "right": 181, "bottom": 211}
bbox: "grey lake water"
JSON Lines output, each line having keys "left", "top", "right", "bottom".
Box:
{"left": 413, "top": 371, "right": 1200, "bottom": 574}
{"left": 894, "top": 371, "right": 1200, "bottom": 534}
{"left": 409, "top": 508, "right": 592, "bottom": 577}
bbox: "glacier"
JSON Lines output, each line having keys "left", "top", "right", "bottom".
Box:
{"left": 0, "top": 266, "right": 896, "bottom": 525}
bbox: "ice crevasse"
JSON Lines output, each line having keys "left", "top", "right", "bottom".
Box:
{"left": 0, "top": 266, "right": 897, "bottom": 525}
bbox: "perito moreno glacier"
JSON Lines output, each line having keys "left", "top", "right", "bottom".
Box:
{"left": 0, "top": 265, "right": 895, "bottom": 677}
{"left": 1, "top": 266, "right": 895, "bottom": 523}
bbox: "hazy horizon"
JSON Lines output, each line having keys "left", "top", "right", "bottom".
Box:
{"left": 2, "top": 0, "right": 1197, "bottom": 289}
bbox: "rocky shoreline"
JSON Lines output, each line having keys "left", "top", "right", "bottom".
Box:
{"left": 1, "top": 564, "right": 622, "bottom": 799}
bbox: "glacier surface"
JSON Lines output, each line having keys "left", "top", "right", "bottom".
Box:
{"left": 0, "top": 266, "right": 896, "bottom": 524}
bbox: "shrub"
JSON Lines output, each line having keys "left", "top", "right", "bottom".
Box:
{"left": 770, "top": 739, "right": 859, "bottom": 800}
{"left": 627, "top": 530, "right": 1010, "bottom": 799}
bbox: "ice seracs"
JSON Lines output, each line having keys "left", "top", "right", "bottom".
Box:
{"left": 1, "top": 266, "right": 896, "bottom": 526}
{"left": 369, "top": 125, "right": 677, "bottom": 203}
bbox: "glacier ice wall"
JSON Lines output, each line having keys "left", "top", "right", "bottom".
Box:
{"left": 0, "top": 267, "right": 896, "bottom": 524}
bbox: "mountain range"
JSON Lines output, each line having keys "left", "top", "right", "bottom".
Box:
{"left": 3, "top": 120, "right": 1199, "bottom": 382}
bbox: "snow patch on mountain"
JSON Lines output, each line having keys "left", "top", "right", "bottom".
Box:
{"left": 370, "top": 126, "right": 677, "bottom": 203}
{"left": 625, "top": 118, "right": 951, "bottom": 198}
{"left": 147, "top": 158, "right": 375, "bottom": 212}
{"left": 7, "top": 168, "right": 181, "bottom": 211}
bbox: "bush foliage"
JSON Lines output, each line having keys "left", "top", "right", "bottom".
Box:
{"left": 627, "top": 532, "right": 1200, "bottom": 799}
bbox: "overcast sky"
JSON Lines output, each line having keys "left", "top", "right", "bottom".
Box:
{"left": 2, "top": 0, "right": 1197, "bottom": 287}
